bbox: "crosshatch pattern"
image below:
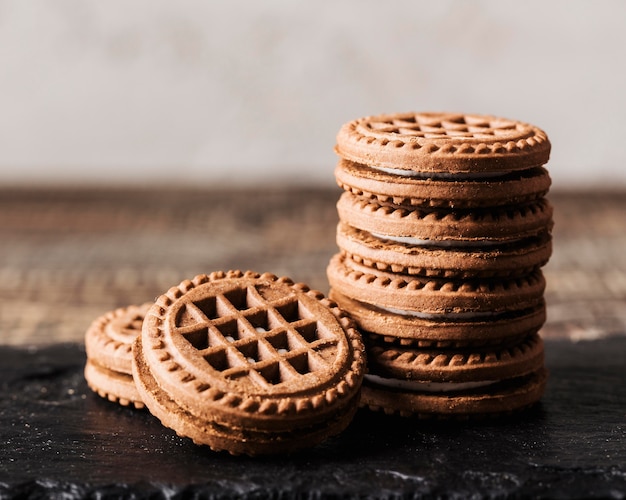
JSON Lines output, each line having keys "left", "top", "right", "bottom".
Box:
{"left": 173, "top": 284, "right": 339, "bottom": 392}
{"left": 355, "top": 112, "right": 544, "bottom": 147}
{"left": 363, "top": 113, "right": 524, "bottom": 141}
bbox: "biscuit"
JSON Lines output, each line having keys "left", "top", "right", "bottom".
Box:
{"left": 327, "top": 252, "right": 545, "bottom": 316}
{"left": 329, "top": 289, "right": 546, "bottom": 348}
{"left": 84, "top": 303, "right": 151, "bottom": 408}
{"left": 361, "top": 333, "right": 547, "bottom": 417}
{"left": 335, "top": 112, "right": 551, "bottom": 174}
{"left": 335, "top": 159, "right": 551, "bottom": 208}
{"left": 132, "top": 270, "right": 365, "bottom": 455}
{"left": 336, "top": 222, "right": 552, "bottom": 279}
{"left": 337, "top": 191, "right": 553, "bottom": 244}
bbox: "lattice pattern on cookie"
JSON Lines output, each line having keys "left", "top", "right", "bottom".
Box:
{"left": 174, "top": 283, "right": 339, "bottom": 391}
{"left": 350, "top": 113, "right": 549, "bottom": 155}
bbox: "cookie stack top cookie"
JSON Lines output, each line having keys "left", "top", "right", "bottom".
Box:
{"left": 328, "top": 111, "right": 553, "bottom": 417}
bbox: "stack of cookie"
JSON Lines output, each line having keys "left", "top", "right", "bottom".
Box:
{"left": 327, "top": 112, "right": 553, "bottom": 417}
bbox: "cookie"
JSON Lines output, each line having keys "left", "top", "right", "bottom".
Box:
{"left": 336, "top": 191, "right": 553, "bottom": 244}
{"left": 328, "top": 289, "right": 546, "bottom": 348}
{"left": 335, "top": 112, "right": 551, "bottom": 174}
{"left": 335, "top": 159, "right": 551, "bottom": 208}
{"left": 336, "top": 222, "right": 552, "bottom": 279}
{"left": 361, "top": 333, "right": 547, "bottom": 417}
{"left": 132, "top": 270, "right": 365, "bottom": 455}
{"left": 327, "top": 252, "right": 546, "bottom": 316}
{"left": 84, "top": 303, "right": 151, "bottom": 408}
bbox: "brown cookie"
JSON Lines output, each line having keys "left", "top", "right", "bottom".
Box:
{"left": 361, "top": 368, "right": 547, "bottom": 418}
{"left": 327, "top": 252, "right": 546, "bottom": 316}
{"left": 335, "top": 112, "right": 551, "bottom": 174}
{"left": 337, "top": 191, "right": 553, "bottom": 244}
{"left": 132, "top": 270, "right": 365, "bottom": 455}
{"left": 335, "top": 159, "right": 551, "bottom": 208}
{"left": 328, "top": 289, "right": 546, "bottom": 348}
{"left": 360, "top": 333, "right": 547, "bottom": 418}
{"left": 336, "top": 222, "right": 553, "bottom": 279}
{"left": 84, "top": 303, "right": 151, "bottom": 408}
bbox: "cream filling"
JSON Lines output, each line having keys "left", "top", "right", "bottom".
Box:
{"left": 374, "top": 304, "right": 499, "bottom": 320}
{"left": 371, "top": 165, "right": 509, "bottom": 179}
{"left": 365, "top": 373, "right": 497, "bottom": 393}
{"left": 369, "top": 232, "right": 518, "bottom": 248}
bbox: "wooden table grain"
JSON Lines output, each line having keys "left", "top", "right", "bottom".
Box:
{"left": 1, "top": 187, "right": 624, "bottom": 346}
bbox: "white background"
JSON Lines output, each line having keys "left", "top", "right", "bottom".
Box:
{"left": 1, "top": 0, "right": 625, "bottom": 188}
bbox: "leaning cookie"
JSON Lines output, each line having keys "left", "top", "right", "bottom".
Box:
{"left": 361, "top": 333, "right": 547, "bottom": 418}
{"left": 132, "top": 270, "right": 365, "bottom": 455}
{"left": 84, "top": 303, "right": 152, "bottom": 408}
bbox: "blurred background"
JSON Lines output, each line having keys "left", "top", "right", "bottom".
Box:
{"left": 0, "top": 0, "right": 625, "bottom": 188}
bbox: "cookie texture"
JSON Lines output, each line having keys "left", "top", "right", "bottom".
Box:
{"left": 133, "top": 270, "right": 365, "bottom": 455}
{"left": 84, "top": 303, "right": 151, "bottom": 408}
{"left": 329, "top": 111, "right": 553, "bottom": 418}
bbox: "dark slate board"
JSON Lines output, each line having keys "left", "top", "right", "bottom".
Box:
{"left": 1, "top": 338, "right": 625, "bottom": 499}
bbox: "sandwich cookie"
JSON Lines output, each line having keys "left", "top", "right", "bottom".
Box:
{"left": 327, "top": 252, "right": 546, "bottom": 317}
{"left": 334, "top": 112, "right": 551, "bottom": 174}
{"left": 360, "top": 333, "right": 547, "bottom": 418}
{"left": 329, "top": 289, "right": 546, "bottom": 348}
{"left": 336, "top": 221, "right": 552, "bottom": 279}
{"left": 132, "top": 270, "right": 365, "bottom": 455}
{"left": 337, "top": 191, "right": 553, "bottom": 244}
{"left": 335, "top": 159, "right": 551, "bottom": 208}
{"left": 84, "top": 303, "right": 152, "bottom": 408}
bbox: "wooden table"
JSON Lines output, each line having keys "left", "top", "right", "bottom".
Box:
{"left": 1, "top": 188, "right": 625, "bottom": 498}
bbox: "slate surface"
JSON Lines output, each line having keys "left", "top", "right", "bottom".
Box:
{"left": 1, "top": 338, "right": 625, "bottom": 499}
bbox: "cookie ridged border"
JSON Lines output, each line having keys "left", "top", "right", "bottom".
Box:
{"left": 335, "top": 161, "right": 552, "bottom": 208}
{"left": 335, "top": 112, "right": 551, "bottom": 173}
{"left": 328, "top": 252, "right": 546, "bottom": 314}
{"left": 367, "top": 333, "right": 544, "bottom": 383}
{"left": 329, "top": 289, "right": 546, "bottom": 348}
{"left": 139, "top": 270, "right": 365, "bottom": 422}
{"left": 337, "top": 192, "right": 554, "bottom": 241}
{"left": 337, "top": 223, "right": 553, "bottom": 279}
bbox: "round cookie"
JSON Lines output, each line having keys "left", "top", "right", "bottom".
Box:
{"left": 327, "top": 252, "right": 546, "bottom": 316}
{"left": 361, "top": 333, "right": 547, "bottom": 418}
{"left": 328, "top": 289, "right": 546, "bottom": 348}
{"left": 335, "top": 112, "right": 551, "bottom": 174}
{"left": 84, "top": 303, "right": 152, "bottom": 408}
{"left": 335, "top": 160, "right": 551, "bottom": 208}
{"left": 337, "top": 191, "right": 553, "bottom": 243}
{"left": 132, "top": 270, "right": 365, "bottom": 455}
{"left": 362, "top": 368, "right": 547, "bottom": 418}
{"left": 336, "top": 222, "right": 553, "bottom": 279}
